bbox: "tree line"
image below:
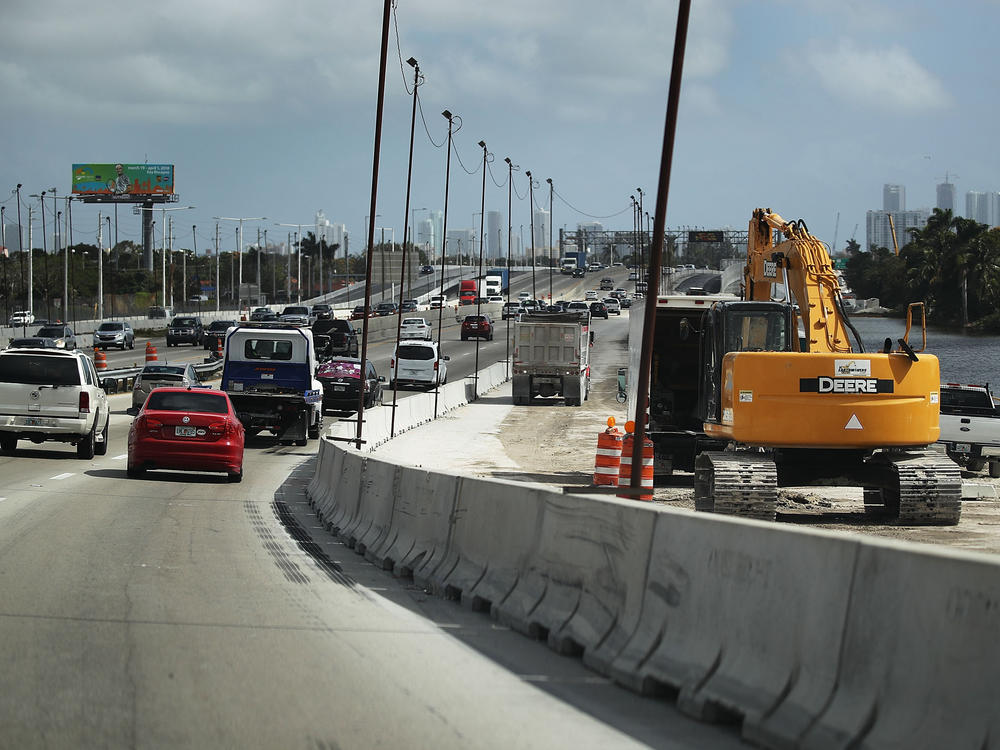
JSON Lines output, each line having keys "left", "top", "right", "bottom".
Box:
{"left": 843, "top": 209, "right": 1000, "bottom": 330}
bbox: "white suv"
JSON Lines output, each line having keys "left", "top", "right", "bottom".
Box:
{"left": 0, "top": 347, "right": 110, "bottom": 458}
{"left": 390, "top": 341, "right": 449, "bottom": 389}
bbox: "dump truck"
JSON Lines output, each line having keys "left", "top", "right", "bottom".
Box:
{"left": 511, "top": 311, "right": 591, "bottom": 406}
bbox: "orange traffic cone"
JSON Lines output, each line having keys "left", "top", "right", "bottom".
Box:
{"left": 216, "top": 336, "right": 224, "bottom": 358}
{"left": 618, "top": 421, "right": 654, "bottom": 502}
{"left": 594, "top": 417, "right": 624, "bottom": 486}
{"left": 145, "top": 341, "right": 158, "bottom": 362}
{"left": 93, "top": 347, "right": 108, "bottom": 371}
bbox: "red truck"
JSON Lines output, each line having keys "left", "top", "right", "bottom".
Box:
{"left": 459, "top": 280, "right": 477, "bottom": 305}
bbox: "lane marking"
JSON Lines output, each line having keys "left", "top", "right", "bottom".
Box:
{"left": 50, "top": 472, "right": 75, "bottom": 481}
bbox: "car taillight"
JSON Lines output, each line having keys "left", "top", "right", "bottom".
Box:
{"left": 208, "top": 421, "right": 227, "bottom": 436}
{"left": 433, "top": 360, "right": 439, "bottom": 370}
{"left": 78, "top": 391, "right": 90, "bottom": 413}
{"left": 390, "top": 358, "right": 395, "bottom": 368}
{"left": 143, "top": 417, "right": 163, "bottom": 435}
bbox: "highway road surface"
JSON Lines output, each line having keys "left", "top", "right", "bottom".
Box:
{"left": 1, "top": 267, "right": 750, "bottom": 747}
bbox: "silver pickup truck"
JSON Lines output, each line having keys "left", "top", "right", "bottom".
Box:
{"left": 939, "top": 383, "right": 1000, "bottom": 477}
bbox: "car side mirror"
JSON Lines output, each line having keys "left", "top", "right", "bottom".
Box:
{"left": 378, "top": 376, "right": 386, "bottom": 382}
{"left": 442, "top": 355, "right": 451, "bottom": 362}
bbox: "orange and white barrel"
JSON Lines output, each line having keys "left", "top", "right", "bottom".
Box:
{"left": 145, "top": 341, "right": 158, "bottom": 362}
{"left": 618, "top": 433, "right": 654, "bottom": 501}
{"left": 593, "top": 426, "right": 624, "bottom": 485}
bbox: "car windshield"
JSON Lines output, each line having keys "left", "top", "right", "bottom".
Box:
{"left": 36, "top": 327, "right": 65, "bottom": 338}
{"left": 397, "top": 344, "right": 435, "bottom": 360}
{"left": 0, "top": 353, "right": 79, "bottom": 385}
{"left": 209, "top": 321, "right": 235, "bottom": 331}
{"left": 317, "top": 361, "right": 361, "bottom": 379}
{"left": 464, "top": 316, "right": 488, "bottom": 323}
{"left": 146, "top": 391, "right": 229, "bottom": 414}
{"left": 98, "top": 323, "right": 124, "bottom": 331}
{"left": 402, "top": 318, "right": 427, "bottom": 326}
{"left": 282, "top": 307, "right": 308, "bottom": 315}
{"left": 170, "top": 318, "right": 197, "bottom": 326}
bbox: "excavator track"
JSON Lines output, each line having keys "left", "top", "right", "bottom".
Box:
{"left": 694, "top": 450, "right": 778, "bottom": 521}
{"left": 864, "top": 450, "right": 962, "bottom": 526}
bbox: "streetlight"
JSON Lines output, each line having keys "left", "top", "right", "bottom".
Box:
{"left": 214, "top": 216, "right": 266, "bottom": 303}
{"left": 135, "top": 204, "right": 195, "bottom": 309}
{"left": 274, "top": 221, "right": 307, "bottom": 304}
{"left": 526, "top": 170, "right": 537, "bottom": 299}
{"left": 472, "top": 139, "right": 488, "bottom": 401}
{"left": 546, "top": 178, "right": 554, "bottom": 300}
{"left": 504, "top": 157, "right": 519, "bottom": 378}
{"left": 390, "top": 55, "right": 423, "bottom": 437}
{"left": 636, "top": 187, "right": 645, "bottom": 281}
{"left": 433, "top": 109, "right": 457, "bottom": 419}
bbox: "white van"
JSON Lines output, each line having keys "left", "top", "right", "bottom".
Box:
{"left": 390, "top": 341, "right": 449, "bottom": 389}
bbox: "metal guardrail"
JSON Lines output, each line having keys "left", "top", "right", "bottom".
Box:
{"left": 98, "top": 356, "right": 225, "bottom": 394}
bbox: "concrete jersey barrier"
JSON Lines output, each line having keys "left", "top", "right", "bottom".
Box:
{"left": 306, "top": 361, "right": 1000, "bottom": 750}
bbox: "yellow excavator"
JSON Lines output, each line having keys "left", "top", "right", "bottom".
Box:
{"left": 693, "top": 208, "right": 960, "bottom": 524}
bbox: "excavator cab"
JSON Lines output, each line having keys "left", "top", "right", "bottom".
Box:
{"left": 699, "top": 300, "right": 794, "bottom": 424}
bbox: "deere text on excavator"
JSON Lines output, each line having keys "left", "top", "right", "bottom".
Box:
{"left": 630, "top": 208, "right": 960, "bottom": 525}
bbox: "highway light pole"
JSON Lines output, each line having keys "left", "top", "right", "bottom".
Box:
{"left": 636, "top": 187, "right": 645, "bottom": 282}
{"left": 390, "top": 55, "right": 422, "bottom": 437}
{"left": 472, "top": 140, "right": 488, "bottom": 401}
{"left": 214, "top": 216, "right": 266, "bottom": 302}
{"left": 546, "top": 178, "right": 554, "bottom": 300}
{"left": 274, "top": 222, "right": 306, "bottom": 303}
{"left": 135, "top": 204, "right": 194, "bottom": 309}
{"left": 433, "top": 109, "right": 456, "bottom": 420}
{"left": 526, "top": 171, "right": 537, "bottom": 299}
{"left": 504, "top": 157, "right": 519, "bottom": 379}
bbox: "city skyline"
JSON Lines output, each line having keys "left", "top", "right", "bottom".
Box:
{"left": 1, "top": 1, "right": 997, "bottom": 260}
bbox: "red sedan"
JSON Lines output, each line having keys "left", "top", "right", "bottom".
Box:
{"left": 127, "top": 387, "right": 245, "bottom": 482}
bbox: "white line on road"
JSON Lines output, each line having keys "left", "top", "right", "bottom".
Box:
{"left": 49, "top": 473, "right": 75, "bottom": 481}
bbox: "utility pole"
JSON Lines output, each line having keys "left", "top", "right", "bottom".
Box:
{"left": 97, "top": 211, "right": 104, "bottom": 321}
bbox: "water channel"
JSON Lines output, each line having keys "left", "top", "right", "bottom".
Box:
{"left": 849, "top": 315, "right": 999, "bottom": 386}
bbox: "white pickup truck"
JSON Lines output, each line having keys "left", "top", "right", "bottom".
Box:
{"left": 938, "top": 383, "right": 1000, "bottom": 477}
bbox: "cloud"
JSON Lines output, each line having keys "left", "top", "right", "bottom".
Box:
{"left": 802, "top": 39, "right": 951, "bottom": 112}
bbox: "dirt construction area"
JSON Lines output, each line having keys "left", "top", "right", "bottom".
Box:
{"left": 376, "top": 313, "right": 1000, "bottom": 556}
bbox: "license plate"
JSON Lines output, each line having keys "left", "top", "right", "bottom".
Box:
{"left": 332, "top": 385, "right": 346, "bottom": 391}
{"left": 23, "top": 417, "right": 47, "bottom": 426}
{"left": 175, "top": 426, "right": 197, "bottom": 437}
{"left": 955, "top": 443, "right": 971, "bottom": 453}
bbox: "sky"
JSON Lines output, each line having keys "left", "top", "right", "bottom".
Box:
{"left": 1, "top": 0, "right": 998, "bottom": 258}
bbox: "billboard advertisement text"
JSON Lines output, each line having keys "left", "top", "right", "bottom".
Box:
{"left": 72, "top": 163, "right": 174, "bottom": 197}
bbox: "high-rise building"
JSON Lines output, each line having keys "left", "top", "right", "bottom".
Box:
{"left": 883, "top": 184, "right": 905, "bottom": 212}
{"left": 532, "top": 209, "right": 550, "bottom": 249}
{"left": 314, "top": 210, "right": 346, "bottom": 251}
{"left": 416, "top": 218, "right": 433, "bottom": 254}
{"left": 445, "top": 228, "right": 475, "bottom": 263}
{"left": 429, "top": 210, "right": 444, "bottom": 257}
{"left": 937, "top": 181, "right": 956, "bottom": 213}
{"left": 487, "top": 211, "right": 502, "bottom": 262}
{"left": 966, "top": 191, "right": 990, "bottom": 224}
{"left": 866, "top": 209, "right": 930, "bottom": 252}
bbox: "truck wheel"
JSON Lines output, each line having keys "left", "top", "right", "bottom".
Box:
{"left": 308, "top": 412, "right": 321, "bottom": 440}
{"left": 967, "top": 459, "right": 986, "bottom": 473}
{"left": 991, "top": 461, "right": 1000, "bottom": 478}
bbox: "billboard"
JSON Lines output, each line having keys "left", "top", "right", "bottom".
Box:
{"left": 72, "top": 163, "right": 174, "bottom": 197}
